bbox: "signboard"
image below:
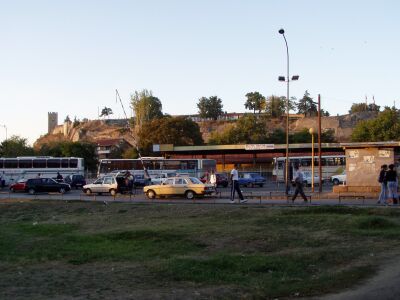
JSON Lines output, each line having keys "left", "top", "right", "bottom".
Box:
{"left": 245, "top": 144, "right": 275, "bottom": 150}
{"left": 348, "top": 150, "right": 359, "bottom": 158}
{"left": 378, "top": 150, "right": 391, "bottom": 158}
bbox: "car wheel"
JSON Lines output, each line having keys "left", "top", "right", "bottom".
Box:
{"left": 259, "top": 184, "right": 264, "bottom": 188}
{"left": 85, "top": 189, "right": 92, "bottom": 195}
{"left": 59, "top": 188, "right": 66, "bottom": 194}
{"left": 10, "top": 187, "right": 15, "bottom": 193}
{"left": 333, "top": 179, "right": 340, "bottom": 185}
{"left": 110, "top": 189, "right": 117, "bottom": 196}
{"left": 146, "top": 190, "right": 156, "bottom": 199}
{"left": 185, "top": 190, "right": 195, "bottom": 199}
{"left": 28, "top": 188, "right": 35, "bottom": 195}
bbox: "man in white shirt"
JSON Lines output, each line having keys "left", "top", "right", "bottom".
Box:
{"left": 230, "top": 164, "right": 246, "bottom": 203}
{"left": 292, "top": 165, "right": 308, "bottom": 202}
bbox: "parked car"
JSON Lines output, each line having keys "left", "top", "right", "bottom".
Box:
{"left": 25, "top": 178, "right": 71, "bottom": 194}
{"left": 9, "top": 179, "right": 27, "bottom": 192}
{"left": 144, "top": 176, "right": 215, "bottom": 199}
{"left": 331, "top": 171, "right": 346, "bottom": 185}
{"left": 238, "top": 173, "right": 266, "bottom": 187}
{"left": 83, "top": 173, "right": 133, "bottom": 196}
{"left": 133, "top": 174, "right": 150, "bottom": 187}
{"left": 150, "top": 173, "right": 175, "bottom": 185}
{"left": 200, "top": 173, "right": 229, "bottom": 188}
{"left": 64, "top": 174, "right": 86, "bottom": 189}
{"left": 302, "top": 171, "right": 324, "bottom": 186}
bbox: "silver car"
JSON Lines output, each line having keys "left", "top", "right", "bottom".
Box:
{"left": 83, "top": 176, "right": 118, "bottom": 196}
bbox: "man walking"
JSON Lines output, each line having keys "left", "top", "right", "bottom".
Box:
{"left": 291, "top": 165, "right": 308, "bottom": 203}
{"left": 230, "top": 164, "right": 246, "bottom": 203}
{"left": 377, "top": 164, "right": 388, "bottom": 204}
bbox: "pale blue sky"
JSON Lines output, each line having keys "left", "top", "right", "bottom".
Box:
{"left": 1, "top": 0, "right": 399, "bottom": 144}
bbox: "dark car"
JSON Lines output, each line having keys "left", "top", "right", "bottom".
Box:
{"left": 238, "top": 173, "right": 266, "bottom": 187}
{"left": 133, "top": 174, "right": 150, "bottom": 187}
{"left": 64, "top": 174, "right": 86, "bottom": 189}
{"left": 25, "top": 178, "right": 71, "bottom": 194}
{"left": 200, "top": 173, "right": 229, "bottom": 188}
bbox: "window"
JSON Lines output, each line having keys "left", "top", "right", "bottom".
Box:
{"left": 4, "top": 160, "right": 18, "bottom": 168}
{"left": 47, "top": 159, "right": 61, "bottom": 168}
{"left": 175, "top": 178, "right": 186, "bottom": 185}
{"left": 33, "top": 159, "right": 46, "bottom": 168}
{"left": 19, "top": 159, "right": 32, "bottom": 168}
{"left": 70, "top": 159, "right": 78, "bottom": 168}
{"left": 61, "top": 159, "right": 69, "bottom": 168}
{"left": 103, "top": 177, "right": 114, "bottom": 185}
{"left": 165, "top": 178, "right": 174, "bottom": 185}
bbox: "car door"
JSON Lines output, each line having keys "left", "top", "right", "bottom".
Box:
{"left": 102, "top": 176, "right": 114, "bottom": 193}
{"left": 159, "top": 178, "right": 175, "bottom": 195}
{"left": 91, "top": 178, "right": 104, "bottom": 193}
{"left": 174, "top": 177, "right": 188, "bottom": 195}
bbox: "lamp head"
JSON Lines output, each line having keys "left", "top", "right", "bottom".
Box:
{"left": 309, "top": 128, "right": 315, "bottom": 135}
{"left": 291, "top": 75, "right": 299, "bottom": 81}
{"left": 279, "top": 28, "right": 285, "bottom": 34}
{"left": 278, "top": 76, "right": 286, "bottom": 81}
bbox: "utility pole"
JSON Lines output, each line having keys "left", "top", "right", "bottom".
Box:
{"left": 318, "top": 94, "right": 322, "bottom": 193}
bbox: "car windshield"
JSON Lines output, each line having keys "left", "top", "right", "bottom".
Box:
{"left": 189, "top": 177, "right": 202, "bottom": 184}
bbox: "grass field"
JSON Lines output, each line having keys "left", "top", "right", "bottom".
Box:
{"left": 1, "top": 200, "right": 400, "bottom": 299}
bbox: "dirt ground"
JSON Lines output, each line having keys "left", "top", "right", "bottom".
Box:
{"left": 316, "top": 257, "right": 400, "bottom": 300}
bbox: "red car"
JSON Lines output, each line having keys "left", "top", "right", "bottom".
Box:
{"left": 9, "top": 179, "right": 27, "bottom": 192}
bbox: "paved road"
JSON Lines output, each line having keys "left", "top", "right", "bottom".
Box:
{"left": 0, "top": 184, "right": 383, "bottom": 206}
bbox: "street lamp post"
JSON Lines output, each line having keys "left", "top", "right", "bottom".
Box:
{"left": 278, "top": 28, "right": 299, "bottom": 194}
{"left": 309, "top": 128, "right": 315, "bottom": 192}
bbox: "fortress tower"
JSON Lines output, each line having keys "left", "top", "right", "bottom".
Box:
{"left": 48, "top": 112, "right": 58, "bottom": 134}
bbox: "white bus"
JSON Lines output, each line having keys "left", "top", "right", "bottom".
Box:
{"left": 0, "top": 157, "right": 85, "bottom": 185}
{"left": 272, "top": 155, "right": 346, "bottom": 182}
{"left": 97, "top": 157, "right": 217, "bottom": 179}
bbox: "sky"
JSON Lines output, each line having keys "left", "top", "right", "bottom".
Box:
{"left": 1, "top": 0, "right": 399, "bottom": 145}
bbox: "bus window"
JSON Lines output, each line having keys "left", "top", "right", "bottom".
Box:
{"left": 70, "top": 159, "right": 78, "bottom": 168}
{"left": 19, "top": 159, "right": 32, "bottom": 168}
{"left": 47, "top": 159, "right": 61, "bottom": 168}
{"left": 0, "top": 159, "right": 3, "bottom": 168}
{"left": 33, "top": 159, "right": 46, "bottom": 168}
{"left": 4, "top": 159, "right": 18, "bottom": 168}
{"left": 61, "top": 159, "right": 69, "bottom": 168}
{"left": 300, "top": 158, "right": 311, "bottom": 167}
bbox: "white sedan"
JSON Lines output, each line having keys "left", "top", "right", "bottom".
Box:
{"left": 302, "top": 171, "right": 324, "bottom": 186}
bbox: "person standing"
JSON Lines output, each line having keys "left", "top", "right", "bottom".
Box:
{"left": 210, "top": 169, "right": 217, "bottom": 190}
{"left": 386, "top": 164, "right": 398, "bottom": 205}
{"left": 230, "top": 164, "right": 246, "bottom": 203}
{"left": 291, "top": 165, "right": 308, "bottom": 202}
{"left": 377, "top": 164, "right": 388, "bottom": 204}
{"left": 56, "top": 172, "right": 63, "bottom": 182}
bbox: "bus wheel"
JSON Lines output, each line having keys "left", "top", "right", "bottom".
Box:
{"left": 146, "top": 190, "right": 156, "bottom": 199}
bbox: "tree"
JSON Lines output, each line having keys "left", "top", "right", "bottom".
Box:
{"left": 0, "top": 135, "right": 34, "bottom": 157}
{"left": 351, "top": 107, "right": 400, "bottom": 142}
{"left": 265, "top": 95, "right": 285, "bottom": 117}
{"left": 297, "top": 91, "right": 318, "bottom": 117}
{"left": 99, "top": 107, "right": 113, "bottom": 118}
{"left": 244, "top": 92, "right": 266, "bottom": 114}
{"left": 349, "top": 102, "right": 380, "bottom": 114}
{"left": 197, "top": 96, "right": 224, "bottom": 120}
{"left": 208, "top": 114, "right": 269, "bottom": 144}
{"left": 131, "top": 89, "right": 163, "bottom": 127}
{"left": 138, "top": 116, "right": 203, "bottom": 154}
